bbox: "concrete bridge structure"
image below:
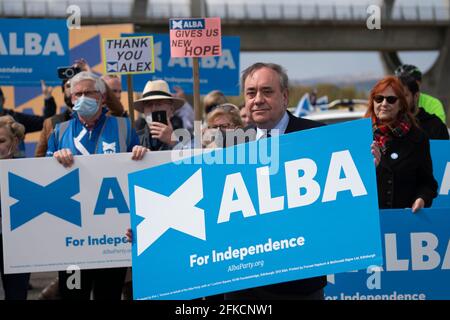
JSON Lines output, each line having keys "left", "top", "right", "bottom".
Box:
{"left": 1, "top": 0, "right": 450, "bottom": 125}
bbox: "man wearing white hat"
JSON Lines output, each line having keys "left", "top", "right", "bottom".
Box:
{"left": 134, "top": 80, "right": 185, "bottom": 151}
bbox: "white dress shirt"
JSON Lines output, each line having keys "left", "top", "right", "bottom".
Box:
{"left": 256, "top": 111, "right": 289, "bottom": 140}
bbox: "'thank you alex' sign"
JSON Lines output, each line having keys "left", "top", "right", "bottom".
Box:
{"left": 102, "top": 36, "right": 154, "bottom": 74}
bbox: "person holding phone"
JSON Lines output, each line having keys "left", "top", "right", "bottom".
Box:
{"left": 133, "top": 80, "right": 185, "bottom": 151}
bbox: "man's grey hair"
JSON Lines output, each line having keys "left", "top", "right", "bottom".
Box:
{"left": 71, "top": 71, "right": 106, "bottom": 94}
{"left": 241, "top": 63, "right": 289, "bottom": 92}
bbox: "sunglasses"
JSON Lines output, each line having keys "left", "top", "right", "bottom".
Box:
{"left": 374, "top": 95, "right": 398, "bottom": 104}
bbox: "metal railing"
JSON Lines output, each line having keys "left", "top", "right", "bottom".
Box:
{"left": 0, "top": 0, "right": 449, "bottom": 22}
{"left": 0, "top": 0, "right": 134, "bottom": 18}
{"left": 211, "top": 3, "right": 450, "bottom": 22}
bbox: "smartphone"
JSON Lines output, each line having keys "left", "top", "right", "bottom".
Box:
{"left": 57, "top": 66, "right": 82, "bottom": 80}
{"left": 151, "top": 110, "right": 168, "bottom": 125}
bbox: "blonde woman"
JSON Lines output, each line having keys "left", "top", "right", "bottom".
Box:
{"left": 0, "top": 115, "right": 30, "bottom": 300}
{"left": 203, "top": 103, "right": 243, "bottom": 148}
{"left": 206, "top": 103, "right": 243, "bottom": 130}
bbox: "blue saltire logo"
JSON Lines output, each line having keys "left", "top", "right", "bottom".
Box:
{"left": 9, "top": 169, "right": 82, "bottom": 230}
{"left": 170, "top": 19, "right": 205, "bottom": 30}
{"left": 135, "top": 169, "right": 206, "bottom": 255}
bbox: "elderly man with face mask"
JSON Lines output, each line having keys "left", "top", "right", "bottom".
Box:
{"left": 46, "top": 71, "right": 144, "bottom": 161}
{"left": 45, "top": 71, "right": 146, "bottom": 300}
{"left": 133, "top": 80, "right": 185, "bottom": 151}
{"left": 35, "top": 60, "right": 125, "bottom": 158}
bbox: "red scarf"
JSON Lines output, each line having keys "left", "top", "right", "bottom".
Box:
{"left": 372, "top": 115, "right": 411, "bottom": 154}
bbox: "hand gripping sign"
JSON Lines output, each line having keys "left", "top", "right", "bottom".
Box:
{"left": 0, "top": 150, "right": 203, "bottom": 274}
{"left": 170, "top": 17, "right": 222, "bottom": 58}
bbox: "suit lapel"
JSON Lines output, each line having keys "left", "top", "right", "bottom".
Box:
{"left": 285, "top": 111, "right": 297, "bottom": 134}
{"left": 244, "top": 124, "right": 258, "bottom": 141}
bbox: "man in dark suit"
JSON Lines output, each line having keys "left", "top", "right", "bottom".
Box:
{"left": 225, "top": 62, "right": 327, "bottom": 300}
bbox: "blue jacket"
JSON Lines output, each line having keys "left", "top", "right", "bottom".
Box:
{"left": 46, "top": 108, "right": 139, "bottom": 156}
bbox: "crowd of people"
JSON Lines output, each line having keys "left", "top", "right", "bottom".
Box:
{"left": 0, "top": 58, "right": 447, "bottom": 300}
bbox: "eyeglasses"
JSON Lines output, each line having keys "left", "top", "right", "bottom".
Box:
{"left": 72, "top": 90, "right": 100, "bottom": 98}
{"left": 209, "top": 123, "right": 233, "bottom": 130}
{"left": 373, "top": 95, "right": 399, "bottom": 104}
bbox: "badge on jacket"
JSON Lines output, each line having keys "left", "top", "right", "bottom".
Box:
{"left": 102, "top": 141, "right": 116, "bottom": 154}
{"left": 390, "top": 152, "right": 399, "bottom": 160}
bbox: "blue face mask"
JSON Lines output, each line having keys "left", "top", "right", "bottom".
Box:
{"left": 73, "top": 96, "right": 100, "bottom": 118}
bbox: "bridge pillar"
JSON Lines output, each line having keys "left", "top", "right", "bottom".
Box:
{"left": 382, "top": 0, "right": 395, "bottom": 19}
{"left": 190, "top": 0, "right": 206, "bottom": 17}
{"left": 380, "top": 28, "right": 450, "bottom": 127}
{"left": 380, "top": 0, "right": 449, "bottom": 126}
{"left": 132, "top": 0, "right": 148, "bottom": 20}
{"left": 379, "top": 51, "right": 401, "bottom": 74}
{"left": 379, "top": 0, "right": 399, "bottom": 74}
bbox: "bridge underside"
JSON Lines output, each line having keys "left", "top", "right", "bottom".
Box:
{"left": 86, "top": 18, "right": 450, "bottom": 124}
{"left": 133, "top": 22, "right": 445, "bottom": 51}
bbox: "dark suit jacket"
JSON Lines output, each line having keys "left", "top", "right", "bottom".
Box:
{"left": 284, "top": 111, "right": 325, "bottom": 134}
{"left": 416, "top": 108, "right": 449, "bottom": 140}
{"left": 229, "top": 111, "right": 328, "bottom": 297}
{"left": 376, "top": 125, "right": 438, "bottom": 209}
{"left": 241, "top": 111, "right": 324, "bottom": 141}
{"left": 2, "top": 96, "right": 56, "bottom": 134}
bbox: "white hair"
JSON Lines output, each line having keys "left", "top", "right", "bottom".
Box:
{"left": 70, "top": 71, "right": 106, "bottom": 94}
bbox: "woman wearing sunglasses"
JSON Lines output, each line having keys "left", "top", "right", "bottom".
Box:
{"left": 366, "top": 76, "right": 438, "bottom": 212}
